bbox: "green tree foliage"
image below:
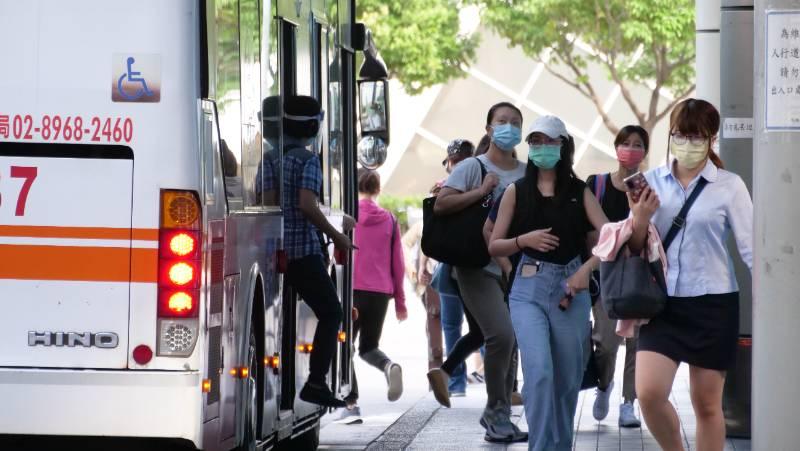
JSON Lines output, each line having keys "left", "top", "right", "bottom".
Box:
{"left": 378, "top": 194, "right": 425, "bottom": 232}
{"left": 358, "top": 0, "right": 480, "bottom": 94}
{"left": 476, "top": 0, "right": 696, "bottom": 135}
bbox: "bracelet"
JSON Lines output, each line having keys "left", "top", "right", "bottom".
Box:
{"left": 515, "top": 236, "right": 521, "bottom": 250}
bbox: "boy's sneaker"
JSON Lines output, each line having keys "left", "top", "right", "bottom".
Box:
{"left": 592, "top": 381, "right": 614, "bottom": 421}
{"left": 468, "top": 371, "right": 485, "bottom": 384}
{"left": 449, "top": 391, "right": 466, "bottom": 398}
{"left": 385, "top": 362, "right": 403, "bottom": 402}
{"left": 299, "top": 382, "right": 347, "bottom": 408}
{"left": 619, "top": 402, "right": 642, "bottom": 428}
{"left": 426, "top": 368, "right": 451, "bottom": 408}
{"left": 334, "top": 406, "right": 363, "bottom": 425}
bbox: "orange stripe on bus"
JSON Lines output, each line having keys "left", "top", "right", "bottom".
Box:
{"left": 0, "top": 244, "right": 158, "bottom": 283}
{"left": 0, "top": 225, "right": 159, "bottom": 241}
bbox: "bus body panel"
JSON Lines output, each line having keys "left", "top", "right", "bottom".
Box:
{"left": 0, "top": 368, "right": 202, "bottom": 443}
{"left": 0, "top": 0, "right": 366, "bottom": 448}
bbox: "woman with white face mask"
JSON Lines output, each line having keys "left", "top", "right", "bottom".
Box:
{"left": 627, "top": 98, "right": 753, "bottom": 451}
{"left": 489, "top": 115, "right": 609, "bottom": 451}
{"left": 586, "top": 125, "right": 650, "bottom": 428}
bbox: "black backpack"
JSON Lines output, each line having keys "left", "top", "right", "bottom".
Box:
{"left": 421, "top": 158, "right": 493, "bottom": 268}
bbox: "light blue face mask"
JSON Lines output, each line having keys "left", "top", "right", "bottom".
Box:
{"left": 528, "top": 144, "right": 562, "bottom": 169}
{"left": 490, "top": 124, "right": 522, "bottom": 151}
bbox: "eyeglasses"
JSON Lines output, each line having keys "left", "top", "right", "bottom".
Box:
{"left": 671, "top": 133, "right": 707, "bottom": 146}
{"left": 527, "top": 137, "right": 563, "bottom": 146}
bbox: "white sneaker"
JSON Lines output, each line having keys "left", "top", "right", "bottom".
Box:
{"left": 619, "top": 402, "right": 641, "bottom": 428}
{"left": 334, "top": 406, "right": 363, "bottom": 425}
{"left": 385, "top": 362, "right": 403, "bottom": 402}
{"left": 593, "top": 381, "right": 614, "bottom": 421}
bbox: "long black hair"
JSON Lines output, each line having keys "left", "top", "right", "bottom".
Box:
{"left": 486, "top": 102, "right": 523, "bottom": 125}
{"left": 523, "top": 135, "right": 578, "bottom": 205}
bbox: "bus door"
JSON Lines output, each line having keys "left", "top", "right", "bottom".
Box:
{"left": 200, "top": 100, "right": 228, "bottom": 428}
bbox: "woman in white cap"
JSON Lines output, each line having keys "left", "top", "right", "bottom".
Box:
{"left": 489, "top": 116, "right": 608, "bottom": 451}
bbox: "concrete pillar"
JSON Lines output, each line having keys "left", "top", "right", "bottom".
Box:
{"left": 753, "top": 1, "right": 800, "bottom": 448}
{"left": 696, "top": 0, "right": 721, "bottom": 106}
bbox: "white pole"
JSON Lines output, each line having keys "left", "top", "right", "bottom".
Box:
{"left": 753, "top": 0, "right": 800, "bottom": 448}
{"left": 696, "top": 0, "right": 722, "bottom": 106}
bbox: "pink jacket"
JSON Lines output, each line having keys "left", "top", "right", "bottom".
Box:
{"left": 592, "top": 218, "right": 667, "bottom": 338}
{"left": 353, "top": 199, "right": 406, "bottom": 313}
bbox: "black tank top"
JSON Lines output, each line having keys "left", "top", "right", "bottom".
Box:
{"left": 509, "top": 176, "right": 591, "bottom": 265}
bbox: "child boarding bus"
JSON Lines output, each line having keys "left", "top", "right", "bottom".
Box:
{"left": 0, "top": 0, "right": 390, "bottom": 449}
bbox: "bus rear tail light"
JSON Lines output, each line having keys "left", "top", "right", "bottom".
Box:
{"left": 160, "top": 230, "right": 200, "bottom": 259}
{"left": 157, "top": 190, "right": 201, "bottom": 357}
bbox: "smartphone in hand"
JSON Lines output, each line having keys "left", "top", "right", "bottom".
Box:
{"left": 623, "top": 172, "right": 649, "bottom": 203}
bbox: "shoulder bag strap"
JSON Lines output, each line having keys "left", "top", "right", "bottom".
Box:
{"left": 473, "top": 157, "right": 492, "bottom": 205}
{"left": 662, "top": 178, "right": 709, "bottom": 251}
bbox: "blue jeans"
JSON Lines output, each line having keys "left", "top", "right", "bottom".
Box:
{"left": 509, "top": 256, "right": 590, "bottom": 451}
{"left": 439, "top": 293, "right": 467, "bottom": 393}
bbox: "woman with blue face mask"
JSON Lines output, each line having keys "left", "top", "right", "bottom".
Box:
{"left": 429, "top": 102, "right": 527, "bottom": 443}
{"left": 489, "top": 116, "right": 608, "bottom": 451}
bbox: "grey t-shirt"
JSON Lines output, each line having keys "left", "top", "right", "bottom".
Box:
{"left": 443, "top": 155, "right": 526, "bottom": 274}
{"left": 444, "top": 155, "right": 526, "bottom": 200}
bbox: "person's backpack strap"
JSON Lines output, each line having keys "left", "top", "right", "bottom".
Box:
{"left": 662, "top": 178, "right": 709, "bottom": 251}
{"left": 592, "top": 173, "right": 608, "bottom": 203}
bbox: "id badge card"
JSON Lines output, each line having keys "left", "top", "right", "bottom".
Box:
{"left": 520, "top": 262, "right": 539, "bottom": 278}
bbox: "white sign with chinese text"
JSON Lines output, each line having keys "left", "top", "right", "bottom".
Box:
{"left": 723, "top": 118, "right": 754, "bottom": 139}
{"left": 766, "top": 11, "right": 800, "bottom": 130}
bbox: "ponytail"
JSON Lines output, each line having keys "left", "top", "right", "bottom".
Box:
{"left": 708, "top": 150, "right": 724, "bottom": 169}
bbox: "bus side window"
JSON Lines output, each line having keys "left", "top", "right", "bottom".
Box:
{"left": 313, "top": 22, "right": 331, "bottom": 207}
{"left": 212, "top": 0, "right": 244, "bottom": 209}
{"left": 239, "top": 0, "right": 265, "bottom": 208}
{"left": 258, "top": 1, "right": 281, "bottom": 208}
{"left": 328, "top": 40, "right": 344, "bottom": 211}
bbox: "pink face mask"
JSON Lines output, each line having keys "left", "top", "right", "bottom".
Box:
{"left": 616, "top": 146, "right": 645, "bottom": 169}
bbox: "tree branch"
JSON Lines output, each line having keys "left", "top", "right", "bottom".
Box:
{"left": 559, "top": 51, "right": 620, "bottom": 135}
{"left": 542, "top": 63, "right": 590, "bottom": 98}
{"left": 649, "top": 83, "right": 696, "bottom": 129}
{"left": 647, "top": 44, "right": 667, "bottom": 124}
{"left": 603, "top": 57, "right": 646, "bottom": 126}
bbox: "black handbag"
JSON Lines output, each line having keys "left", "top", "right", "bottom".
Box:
{"left": 580, "top": 322, "right": 600, "bottom": 390}
{"left": 599, "top": 179, "right": 708, "bottom": 319}
{"left": 421, "top": 158, "right": 492, "bottom": 268}
{"left": 600, "top": 248, "right": 668, "bottom": 319}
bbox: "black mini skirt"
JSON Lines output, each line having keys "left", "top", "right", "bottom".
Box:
{"left": 638, "top": 292, "right": 739, "bottom": 371}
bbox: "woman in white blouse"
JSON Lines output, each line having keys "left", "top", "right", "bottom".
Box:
{"left": 627, "top": 98, "right": 753, "bottom": 451}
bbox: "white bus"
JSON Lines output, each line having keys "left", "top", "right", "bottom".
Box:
{"left": 0, "top": 0, "right": 389, "bottom": 449}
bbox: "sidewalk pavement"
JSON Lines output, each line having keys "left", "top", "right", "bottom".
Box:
{"left": 322, "top": 356, "right": 752, "bottom": 451}
{"left": 320, "top": 281, "right": 752, "bottom": 450}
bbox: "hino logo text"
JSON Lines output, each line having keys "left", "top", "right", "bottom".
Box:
{"left": 28, "top": 331, "right": 119, "bottom": 349}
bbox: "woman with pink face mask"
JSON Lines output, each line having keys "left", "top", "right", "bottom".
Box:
{"left": 585, "top": 125, "right": 649, "bottom": 428}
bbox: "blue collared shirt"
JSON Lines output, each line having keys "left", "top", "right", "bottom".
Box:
{"left": 644, "top": 159, "right": 753, "bottom": 297}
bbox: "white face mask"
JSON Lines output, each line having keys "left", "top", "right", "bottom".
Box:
{"left": 670, "top": 139, "right": 708, "bottom": 169}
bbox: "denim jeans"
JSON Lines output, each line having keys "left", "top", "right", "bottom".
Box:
{"left": 439, "top": 293, "right": 467, "bottom": 393}
{"left": 509, "top": 255, "right": 590, "bottom": 451}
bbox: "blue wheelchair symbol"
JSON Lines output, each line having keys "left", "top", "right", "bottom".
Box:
{"left": 117, "top": 57, "right": 154, "bottom": 101}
